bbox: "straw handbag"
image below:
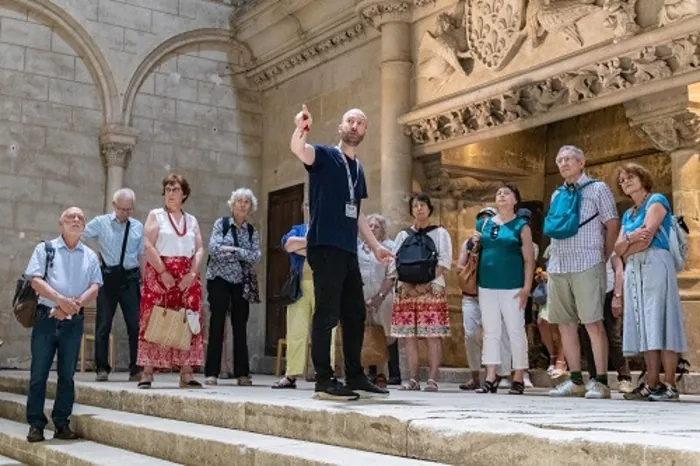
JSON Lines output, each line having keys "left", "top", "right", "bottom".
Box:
{"left": 361, "top": 325, "right": 388, "bottom": 367}
{"left": 144, "top": 292, "right": 192, "bottom": 351}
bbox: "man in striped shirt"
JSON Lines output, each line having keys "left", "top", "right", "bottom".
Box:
{"left": 546, "top": 146, "right": 620, "bottom": 400}
{"left": 83, "top": 188, "right": 144, "bottom": 382}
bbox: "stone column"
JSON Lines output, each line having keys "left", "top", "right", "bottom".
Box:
{"left": 625, "top": 86, "right": 700, "bottom": 369}
{"left": 99, "top": 125, "right": 138, "bottom": 213}
{"left": 358, "top": 0, "right": 413, "bottom": 236}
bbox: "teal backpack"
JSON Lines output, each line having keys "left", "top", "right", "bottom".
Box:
{"left": 544, "top": 179, "right": 600, "bottom": 240}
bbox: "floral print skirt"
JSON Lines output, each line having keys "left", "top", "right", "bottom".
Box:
{"left": 391, "top": 283, "right": 451, "bottom": 338}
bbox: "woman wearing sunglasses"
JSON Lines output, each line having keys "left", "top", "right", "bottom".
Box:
{"left": 472, "top": 183, "right": 536, "bottom": 394}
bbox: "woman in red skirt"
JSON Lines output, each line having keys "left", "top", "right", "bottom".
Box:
{"left": 137, "top": 173, "right": 205, "bottom": 388}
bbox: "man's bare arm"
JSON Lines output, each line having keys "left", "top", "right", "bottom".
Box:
{"left": 290, "top": 104, "right": 316, "bottom": 165}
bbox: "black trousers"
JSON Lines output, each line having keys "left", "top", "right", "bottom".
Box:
{"left": 95, "top": 268, "right": 140, "bottom": 375}
{"left": 308, "top": 246, "right": 366, "bottom": 383}
{"left": 205, "top": 278, "right": 250, "bottom": 378}
{"left": 580, "top": 291, "right": 631, "bottom": 380}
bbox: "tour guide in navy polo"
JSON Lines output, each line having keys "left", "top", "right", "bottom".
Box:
{"left": 290, "top": 104, "right": 393, "bottom": 400}
{"left": 83, "top": 188, "right": 144, "bottom": 382}
{"left": 24, "top": 207, "right": 102, "bottom": 443}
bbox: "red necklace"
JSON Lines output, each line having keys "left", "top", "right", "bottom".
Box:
{"left": 167, "top": 210, "right": 187, "bottom": 237}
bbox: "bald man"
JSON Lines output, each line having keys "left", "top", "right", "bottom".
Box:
{"left": 24, "top": 207, "right": 102, "bottom": 443}
{"left": 290, "top": 106, "right": 393, "bottom": 401}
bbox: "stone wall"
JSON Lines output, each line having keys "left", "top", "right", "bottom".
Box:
{"left": 0, "top": 0, "right": 262, "bottom": 369}
{"left": 0, "top": 4, "right": 105, "bottom": 367}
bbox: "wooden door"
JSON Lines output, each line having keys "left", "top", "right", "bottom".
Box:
{"left": 265, "top": 184, "right": 304, "bottom": 356}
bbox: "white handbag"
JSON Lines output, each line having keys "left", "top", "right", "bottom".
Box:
{"left": 184, "top": 309, "right": 201, "bottom": 335}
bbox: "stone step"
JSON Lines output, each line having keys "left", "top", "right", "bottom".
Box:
{"left": 0, "top": 454, "right": 23, "bottom": 465}
{"left": 0, "top": 392, "right": 444, "bottom": 466}
{"left": 0, "top": 417, "right": 178, "bottom": 466}
{"left": 3, "top": 371, "right": 700, "bottom": 465}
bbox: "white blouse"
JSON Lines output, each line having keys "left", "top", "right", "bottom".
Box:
{"left": 153, "top": 208, "right": 198, "bottom": 257}
{"left": 391, "top": 226, "right": 453, "bottom": 287}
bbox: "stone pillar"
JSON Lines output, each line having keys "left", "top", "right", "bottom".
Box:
{"left": 99, "top": 125, "right": 138, "bottom": 213}
{"left": 625, "top": 86, "right": 700, "bottom": 368}
{"left": 358, "top": 0, "right": 413, "bottom": 236}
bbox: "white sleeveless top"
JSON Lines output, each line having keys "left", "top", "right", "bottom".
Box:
{"left": 153, "top": 208, "right": 198, "bottom": 257}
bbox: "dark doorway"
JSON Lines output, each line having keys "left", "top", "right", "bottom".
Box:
{"left": 265, "top": 184, "right": 305, "bottom": 356}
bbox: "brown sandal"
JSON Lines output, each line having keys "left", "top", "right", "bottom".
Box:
{"left": 424, "top": 379, "right": 439, "bottom": 392}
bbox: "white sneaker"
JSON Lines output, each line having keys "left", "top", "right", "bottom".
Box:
{"left": 617, "top": 379, "right": 634, "bottom": 394}
{"left": 523, "top": 373, "right": 533, "bottom": 388}
{"left": 549, "top": 379, "right": 586, "bottom": 397}
{"left": 204, "top": 376, "right": 218, "bottom": 386}
{"left": 585, "top": 380, "right": 611, "bottom": 399}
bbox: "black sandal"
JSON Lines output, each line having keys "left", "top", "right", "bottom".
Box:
{"left": 475, "top": 377, "right": 501, "bottom": 394}
{"left": 179, "top": 378, "right": 203, "bottom": 389}
{"left": 137, "top": 380, "right": 151, "bottom": 389}
{"left": 509, "top": 381, "right": 525, "bottom": 395}
{"left": 272, "top": 376, "right": 297, "bottom": 389}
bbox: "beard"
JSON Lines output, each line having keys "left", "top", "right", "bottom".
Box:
{"left": 341, "top": 130, "right": 365, "bottom": 147}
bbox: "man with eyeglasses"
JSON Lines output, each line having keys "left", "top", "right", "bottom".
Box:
{"left": 83, "top": 188, "right": 144, "bottom": 382}
{"left": 546, "top": 145, "right": 620, "bottom": 399}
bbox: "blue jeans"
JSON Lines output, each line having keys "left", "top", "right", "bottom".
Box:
{"left": 26, "top": 306, "right": 84, "bottom": 429}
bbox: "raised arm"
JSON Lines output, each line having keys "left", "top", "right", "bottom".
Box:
{"left": 290, "top": 104, "right": 316, "bottom": 165}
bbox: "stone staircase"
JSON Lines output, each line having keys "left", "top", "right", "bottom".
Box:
{"left": 0, "top": 371, "right": 700, "bottom": 465}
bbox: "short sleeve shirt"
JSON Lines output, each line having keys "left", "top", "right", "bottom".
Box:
{"left": 548, "top": 174, "right": 618, "bottom": 274}
{"left": 477, "top": 217, "right": 528, "bottom": 290}
{"left": 305, "top": 144, "right": 368, "bottom": 254}
{"left": 622, "top": 193, "right": 672, "bottom": 251}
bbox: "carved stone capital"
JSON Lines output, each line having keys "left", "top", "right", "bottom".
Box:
{"left": 357, "top": 0, "right": 412, "bottom": 29}
{"left": 101, "top": 142, "right": 133, "bottom": 168}
{"left": 99, "top": 124, "right": 138, "bottom": 169}
{"left": 631, "top": 110, "right": 700, "bottom": 152}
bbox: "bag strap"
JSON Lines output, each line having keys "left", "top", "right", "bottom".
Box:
{"left": 222, "top": 216, "right": 231, "bottom": 238}
{"left": 118, "top": 221, "right": 131, "bottom": 268}
{"left": 43, "top": 241, "right": 55, "bottom": 279}
{"left": 578, "top": 212, "right": 599, "bottom": 228}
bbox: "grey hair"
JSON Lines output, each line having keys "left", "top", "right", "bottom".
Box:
{"left": 366, "top": 213, "right": 388, "bottom": 241}
{"left": 227, "top": 188, "right": 258, "bottom": 213}
{"left": 112, "top": 188, "right": 135, "bottom": 203}
{"left": 556, "top": 145, "right": 584, "bottom": 160}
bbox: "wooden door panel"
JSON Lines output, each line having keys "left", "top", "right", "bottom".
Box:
{"left": 265, "top": 184, "right": 304, "bottom": 356}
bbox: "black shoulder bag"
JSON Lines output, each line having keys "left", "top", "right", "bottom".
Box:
{"left": 13, "top": 241, "right": 55, "bottom": 328}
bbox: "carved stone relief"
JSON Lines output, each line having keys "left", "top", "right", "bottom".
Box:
{"left": 658, "top": 0, "right": 698, "bottom": 27}
{"left": 406, "top": 33, "right": 700, "bottom": 145}
{"left": 251, "top": 23, "right": 366, "bottom": 85}
{"left": 603, "top": 0, "right": 640, "bottom": 43}
{"left": 359, "top": 1, "right": 411, "bottom": 28}
{"left": 417, "top": 13, "right": 472, "bottom": 91}
{"left": 466, "top": 0, "right": 527, "bottom": 70}
{"left": 525, "top": 0, "right": 601, "bottom": 49}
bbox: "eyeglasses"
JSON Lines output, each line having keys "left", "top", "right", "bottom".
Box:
{"left": 114, "top": 206, "right": 133, "bottom": 213}
{"left": 490, "top": 225, "right": 500, "bottom": 239}
{"left": 618, "top": 174, "right": 636, "bottom": 185}
{"left": 164, "top": 186, "right": 182, "bottom": 194}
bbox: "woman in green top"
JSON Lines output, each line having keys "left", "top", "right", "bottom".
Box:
{"left": 472, "top": 183, "right": 535, "bottom": 394}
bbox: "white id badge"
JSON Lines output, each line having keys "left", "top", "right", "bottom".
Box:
{"left": 345, "top": 202, "right": 358, "bottom": 219}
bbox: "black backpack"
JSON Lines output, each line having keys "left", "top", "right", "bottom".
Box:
{"left": 395, "top": 226, "right": 439, "bottom": 284}
{"left": 13, "top": 241, "right": 55, "bottom": 328}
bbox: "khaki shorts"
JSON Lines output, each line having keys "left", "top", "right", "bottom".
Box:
{"left": 547, "top": 262, "right": 606, "bottom": 325}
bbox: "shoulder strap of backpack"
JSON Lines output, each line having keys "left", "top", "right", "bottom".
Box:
{"left": 420, "top": 225, "right": 439, "bottom": 235}
{"left": 246, "top": 223, "right": 254, "bottom": 242}
{"left": 43, "top": 241, "right": 55, "bottom": 279}
{"left": 222, "top": 217, "right": 231, "bottom": 238}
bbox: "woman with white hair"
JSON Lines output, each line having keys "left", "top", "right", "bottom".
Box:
{"left": 205, "top": 188, "right": 261, "bottom": 386}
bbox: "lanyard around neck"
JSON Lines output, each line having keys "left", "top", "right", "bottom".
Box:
{"left": 337, "top": 146, "right": 359, "bottom": 203}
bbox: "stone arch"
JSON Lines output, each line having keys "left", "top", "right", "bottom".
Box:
{"left": 8, "top": 0, "right": 121, "bottom": 124}
{"left": 121, "top": 28, "right": 253, "bottom": 126}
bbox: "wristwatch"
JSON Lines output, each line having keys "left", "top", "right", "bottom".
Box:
{"left": 378, "top": 292, "right": 385, "bottom": 299}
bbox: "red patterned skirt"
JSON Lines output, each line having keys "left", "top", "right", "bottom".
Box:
{"left": 391, "top": 283, "right": 451, "bottom": 338}
{"left": 137, "top": 257, "right": 204, "bottom": 369}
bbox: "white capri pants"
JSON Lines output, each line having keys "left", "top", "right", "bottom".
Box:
{"left": 462, "top": 296, "right": 512, "bottom": 376}
{"left": 477, "top": 288, "right": 528, "bottom": 370}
